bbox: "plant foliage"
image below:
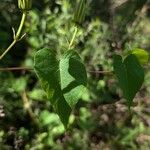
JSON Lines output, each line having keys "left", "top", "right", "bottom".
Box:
{"left": 34, "top": 48, "right": 87, "bottom": 127}
{"left": 113, "top": 54, "right": 144, "bottom": 108}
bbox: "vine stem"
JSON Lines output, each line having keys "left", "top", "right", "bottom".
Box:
{"left": 0, "top": 12, "right": 27, "bottom": 60}
{"left": 68, "top": 26, "right": 78, "bottom": 50}
{"left": 15, "top": 12, "right": 27, "bottom": 40}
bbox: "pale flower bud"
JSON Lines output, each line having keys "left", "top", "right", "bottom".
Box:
{"left": 18, "top": 0, "right": 32, "bottom": 11}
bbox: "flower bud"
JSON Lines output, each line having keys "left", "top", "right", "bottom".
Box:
{"left": 74, "top": 0, "right": 87, "bottom": 25}
{"left": 18, "top": 0, "right": 32, "bottom": 11}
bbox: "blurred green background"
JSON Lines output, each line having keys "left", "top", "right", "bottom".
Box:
{"left": 0, "top": 0, "right": 150, "bottom": 149}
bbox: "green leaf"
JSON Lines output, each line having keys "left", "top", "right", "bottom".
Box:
{"left": 113, "top": 54, "right": 144, "bottom": 107}
{"left": 12, "top": 77, "right": 27, "bottom": 92}
{"left": 131, "top": 48, "right": 149, "bottom": 65}
{"left": 34, "top": 48, "right": 71, "bottom": 127}
{"left": 34, "top": 48, "right": 59, "bottom": 99}
{"left": 60, "top": 50, "right": 87, "bottom": 108}
{"left": 34, "top": 48, "right": 87, "bottom": 127}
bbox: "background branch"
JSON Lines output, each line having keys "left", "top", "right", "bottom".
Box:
{"left": 0, "top": 67, "right": 113, "bottom": 74}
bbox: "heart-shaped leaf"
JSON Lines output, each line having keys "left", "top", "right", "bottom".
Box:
{"left": 113, "top": 54, "right": 144, "bottom": 108}
{"left": 34, "top": 48, "right": 87, "bottom": 127}
{"left": 60, "top": 50, "right": 87, "bottom": 108}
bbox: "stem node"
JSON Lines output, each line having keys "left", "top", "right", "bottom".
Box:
{"left": 0, "top": 12, "right": 27, "bottom": 60}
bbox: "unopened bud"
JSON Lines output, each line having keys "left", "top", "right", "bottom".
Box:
{"left": 74, "top": 0, "right": 87, "bottom": 25}
{"left": 18, "top": 0, "right": 32, "bottom": 11}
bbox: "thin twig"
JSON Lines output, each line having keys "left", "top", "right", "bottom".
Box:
{"left": 0, "top": 67, "right": 33, "bottom": 71}
{"left": 88, "top": 70, "right": 113, "bottom": 75}
{"left": 0, "top": 67, "right": 113, "bottom": 74}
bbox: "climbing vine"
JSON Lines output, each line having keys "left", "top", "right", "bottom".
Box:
{"left": 0, "top": 0, "right": 149, "bottom": 128}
